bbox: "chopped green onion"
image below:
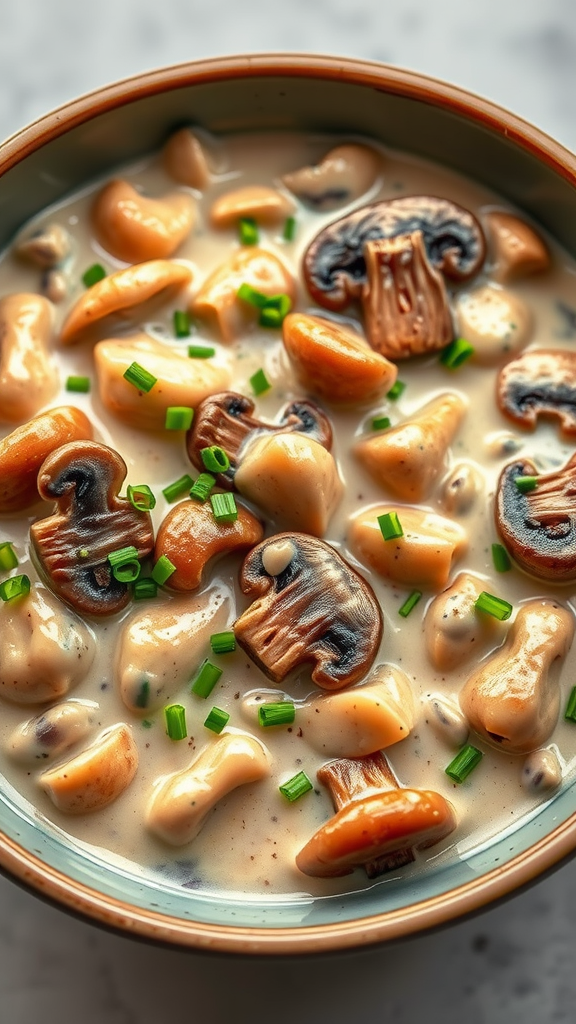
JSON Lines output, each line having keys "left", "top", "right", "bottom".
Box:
{"left": 0, "top": 542, "right": 18, "bottom": 572}
{"left": 165, "top": 406, "right": 194, "bottom": 431}
{"left": 188, "top": 344, "right": 215, "bottom": 359}
{"left": 564, "top": 686, "right": 576, "bottom": 723}
{"left": 165, "top": 704, "right": 187, "bottom": 741}
{"left": 151, "top": 555, "right": 176, "bottom": 586}
{"left": 191, "top": 659, "right": 223, "bottom": 699}
{"left": 372, "top": 415, "right": 391, "bottom": 431}
{"left": 249, "top": 368, "right": 271, "bottom": 396}
{"left": 258, "top": 702, "right": 296, "bottom": 728}
{"left": 204, "top": 706, "right": 230, "bottom": 734}
{"left": 66, "top": 375, "right": 90, "bottom": 393}
{"left": 492, "top": 543, "right": 512, "bottom": 573}
{"left": 135, "top": 680, "right": 150, "bottom": 709}
{"left": 189, "top": 473, "right": 215, "bottom": 503}
{"left": 440, "top": 337, "right": 475, "bottom": 369}
{"left": 239, "top": 217, "right": 259, "bottom": 245}
{"left": 0, "top": 574, "right": 30, "bottom": 602}
{"left": 133, "top": 578, "right": 158, "bottom": 600}
{"left": 387, "top": 380, "right": 406, "bottom": 401}
{"left": 515, "top": 475, "right": 539, "bottom": 493}
{"left": 283, "top": 216, "right": 296, "bottom": 241}
{"left": 201, "top": 446, "right": 230, "bottom": 473}
{"left": 378, "top": 511, "right": 403, "bottom": 541}
{"left": 173, "top": 310, "right": 191, "bottom": 338}
{"left": 258, "top": 294, "right": 292, "bottom": 328}
{"left": 210, "top": 631, "right": 237, "bottom": 654}
{"left": 162, "top": 474, "right": 194, "bottom": 503}
{"left": 210, "top": 492, "right": 238, "bottom": 523}
{"left": 237, "top": 283, "right": 270, "bottom": 308}
{"left": 127, "top": 484, "right": 156, "bottom": 512}
{"left": 445, "top": 745, "right": 483, "bottom": 784}
{"left": 123, "top": 361, "right": 157, "bottom": 393}
{"left": 475, "top": 591, "right": 513, "bottom": 621}
{"left": 279, "top": 771, "right": 313, "bottom": 803}
{"left": 399, "top": 590, "right": 422, "bottom": 618}
{"left": 107, "top": 546, "right": 141, "bottom": 583}
{"left": 82, "top": 263, "right": 106, "bottom": 288}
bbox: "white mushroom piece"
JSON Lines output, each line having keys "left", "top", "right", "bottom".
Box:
{"left": 486, "top": 210, "right": 550, "bottom": 283}
{"left": 14, "top": 222, "right": 72, "bottom": 302}
{"left": 455, "top": 284, "right": 532, "bottom": 365}
{"left": 162, "top": 128, "right": 213, "bottom": 190}
{"left": 0, "top": 293, "right": 58, "bottom": 423}
{"left": 146, "top": 731, "right": 272, "bottom": 846}
{"left": 92, "top": 179, "right": 195, "bottom": 263}
{"left": 7, "top": 701, "right": 98, "bottom": 764}
{"left": 424, "top": 572, "right": 503, "bottom": 672}
{"left": 424, "top": 694, "right": 469, "bottom": 749}
{"left": 439, "top": 462, "right": 484, "bottom": 516}
{"left": 521, "top": 748, "right": 562, "bottom": 793}
{"left": 282, "top": 144, "right": 382, "bottom": 209}
{"left": 210, "top": 186, "right": 294, "bottom": 228}
{"left": 39, "top": 723, "right": 138, "bottom": 814}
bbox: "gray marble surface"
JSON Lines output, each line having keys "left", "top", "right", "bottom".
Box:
{"left": 1, "top": 1, "right": 576, "bottom": 1021}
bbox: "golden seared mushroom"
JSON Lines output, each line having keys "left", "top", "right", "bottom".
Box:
{"left": 282, "top": 143, "right": 382, "bottom": 210}
{"left": 348, "top": 505, "right": 467, "bottom": 590}
{"left": 242, "top": 663, "right": 414, "bottom": 758}
{"left": 234, "top": 533, "right": 382, "bottom": 690}
{"left": 15, "top": 223, "right": 71, "bottom": 268}
{"left": 39, "top": 723, "right": 138, "bottom": 814}
{"left": 424, "top": 572, "right": 503, "bottom": 672}
{"left": 30, "top": 441, "right": 154, "bottom": 617}
{"left": 455, "top": 284, "right": 532, "bottom": 364}
{"left": 0, "top": 586, "right": 95, "bottom": 705}
{"left": 282, "top": 313, "right": 397, "bottom": 404}
{"left": 92, "top": 179, "right": 195, "bottom": 263}
{"left": 162, "top": 127, "right": 212, "bottom": 190}
{"left": 146, "top": 730, "right": 272, "bottom": 846}
{"left": 440, "top": 461, "right": 484, "bottom": 516}
{"left": 486, "top": 210, "right": 550, "bottom": 282}
{"left": 497, "top": 349, "right": 576, "bottom": 437}
{"left": 186, "top": 391, "right": 332, "bottom": 489}
{"left": 354, "top": 393, "right": 467, "bottom": 501}
{"left": 521, "top": 748, "right": 562, "bottom": 793}
{"left": 7, "top": 700, "right": 98, "bottom": 764}
{"left": 295, "top": 751, "right": 457, "bottom": 878}
{"left": 424, "top": 694, "right": 469, "bottom": 749}
{"left": 94, "top": 333, "right": 230, "bottom": 431}
{"left": 60, "top": 260, "right": 192, "bottom": 344}
{"left": 190, "top": 247, "right": 295, "bottom": 343}
{"left": 209, "top": 186, "right": 294, "bottom": 228}
{"left": 0, "top": 293, "right": 58, "bottom": 423}
{"left": 0, "top": 406, "right": 93, "bottom": 513}
{"left": 460, "top": 600, "right": 574, "bottom": 754}
{"left": 116, "top": 587, "right": 230, "bottom": 713}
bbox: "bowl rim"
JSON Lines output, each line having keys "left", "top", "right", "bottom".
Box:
{"left": 2, "top": 52, "right": 576, "bottom": 954}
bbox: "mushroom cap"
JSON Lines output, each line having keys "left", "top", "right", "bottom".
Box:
{"left": 497, "top": 348, "right": 576, "bottom": 437}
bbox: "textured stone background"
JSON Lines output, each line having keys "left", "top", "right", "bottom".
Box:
{"left": 1, "top": 1, "right": 576, "bottom": 1021}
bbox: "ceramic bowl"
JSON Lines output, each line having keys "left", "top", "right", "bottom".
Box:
{"left": 1, "top": 55, "right": 576, "bottom": 954}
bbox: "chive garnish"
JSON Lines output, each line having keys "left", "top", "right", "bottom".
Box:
{"left": 189, "top": 473, "right": 216, "bottom": 502}
{"left": 492, "top": 543, "right": 512, "bottom": 573}
{"left": 258, "top": 294, "right": 292, "bottom": 327}
{"left": 66, "top": 375, "right": 91, "bottom": 393}
{"left": 210, "top": 631, "right": 236, "bottom": 655}
{"left": 165, "top": 703, "right": 187, "bottom": 740}
{"left": 123, "top": 361, "right": 157, "bottom": 393}
{"left": 237, "top": 283, "right": 270, "bottom": 308}
{"left": 133, "top": 578, "right": 158, "bottom": 600}
{"left": 475, "top": 591, "right": 513, "bottom": 621}
{"left": 515, "top": 475, "right": 539, "bottom": 493}
{"left": 165, "top": 406, "right": 194, "bottom": 431}
{"left": 250, "top": 368, "right": 271, "bottom": 396}
{"left": 151, "top": 555, "right": 176, "bottom": 586}
{"left": 82, "top": 263, "right": 106, "bottom": 288}
{"left": 201, "top": 446, "right": 230, "bottom": 473}
{"left": 162, "top": 474, "right": 194, "bottom": 503}
{"left": 258, "top": 702, "right": 296, "bottom": 728}
{"left": 283, "top": 215, "right": 296, "bottom": 241}
{"left": 372, "top": 415, "right": 391, "bottom": 431}
{"left": 378, "top": 511, "right": 403, "bottom": 541}
{"left": 445, "top": 745, "right": 483, "bottom": 784}
{"left": 204, "top": 706, "right": 230, "bottom": 734}
{"left": 0, "top": 542, "right": 18, "bottom": 572}
{"left": 188, "top": 344, "right": 215, "bottom": 359}
{"left": 398, "top": 590, "right": 422, "bottom": 618}
{"left": 279, "top": 771, "right": 313, "bottom": 803}
{"left": 440, "top": 337, "right": 475, "bottom": 369}
{"left": 173, "top": 310, "right": 191, "bottom": 338}
{"left": 387, "top": 380, "right": 406, "bottom": 401}
{"left": 107, "top": 546, "right": 141, "bottom": 583}
{"left": 210, "top": 492, "right": 238, "bottom": 523}
{"left": 191, "top": 659, "right": 223, "bottom": 699}
{"left": 239, "top": 217, "right": 259, "bottom": 245}
{"left": 135, "top": 680, "right": 150, "bottom": 709}
{"left": 127, "top": 484, "right": 156, "bottom": 512}
{"left": 0, "top": 574, "right": 30, "bottom": 602}
{"left": 565, "top": 686, "right": 576, "bottom": 723}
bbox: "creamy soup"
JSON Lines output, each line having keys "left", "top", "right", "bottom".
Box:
{"left": 0, "top": 129, "right": 576, "bottom": 900}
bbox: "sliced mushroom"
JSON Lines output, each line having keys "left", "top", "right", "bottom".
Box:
{"left": 424, "top": 694, "right": 469, "bottom": 749}
{"left": 424, "top": 572, "right": 503, "bottom": 671}
{"left": 39, "top": 723, "right": 138, "bottom": 814}
{"left": 94, "top": 333, "right": 230, "bottom": 431}
{"left": 0, "top": 585, "right": 95, "bottom": 705}
{"left": 295, "top": 751, "right": 456, "bottom": 878}
{"left": 355, "top": 393, "right": 466, "bottom": 501}
{"left": 154, "top": 499, "right": 263, "bottom": 592}
{"left": 455, "top": 284, "right": 532, "bottom": 364}
{"left": 495, "top": 453, "right": 576, "bottom": 582}
{"left": 303, "top": 195, "right": 485, "bottom": 312}
{"left": 15, "top": 223, "right": 71, "bottom": 268}
{"left": 497, "top": 349, "right": 576, "bottom": 437}
{"left": 210, "top": 186, "right": 294, "bottom": 228}
{"left": 282, "top": 312, "right": 397, "bottom": 403}
{"left": 116, "top": 586, "right": 230, "bottom": 713}
{"left": 7, "top": 700, "right": 98, "bottom": 764}
{"left": 521, "top": 747, "right": 562, "bottom": 793}
{"left": 460, "top": 600, "right": 574, "bottom": 754}
{"left": 92, "top": 179, "right": 195, "bottom": 263}
{"left": 0, "top": 293, "right": 58, "bottom": 423}
{"left": 60, "top": 260, "right": 192, "bottom": 344}
{"left": 162, "top": 128, "right": 212, "bottom": 190}
{"left": 146, "top": 730, "right": 271, "bottom": 846}
{"left": 439, "top": 461, "right": 484, "bottom": 516}
{"left": 282, "top": 143, "right": 381, "bottom": 210}
{"left": 190, "top": 247, "right": 295, "bottom": 343}
{"left": 486, "top": 210, "right": 550, "bottom": 282}
{"left": 30, "top": 441, "right": 154, "bottom": 616}
{"left": 42, "top": 268, "right": 68, "bottom": 304}
{"left": 348, "top": 505, "right": 467, "bottom": 590}
{"left": 234, "top": 533, "right": 382, "bottom": 690}
{"left": 0, "top": 406, "right": 93, "bottom": 513}
{"left": 186, "top": 391, "right": 332, "bottom": 489}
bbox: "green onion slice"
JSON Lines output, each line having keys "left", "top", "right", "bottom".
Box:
{"left": 107, "top": 546, "right": 141, "bottom": 583}
{"left": 475, "top": 591, "right": 513, "bottom": 621}
{"left": 188, "top": 344, "right": 215, "bottom": 359}
{"left": 127, "top": 484, "right": 156, "bottom": 512}
{"left": 210, "top": 492, "right": 238, "bottom": 523}
{"left": 201, "top": 446, "right": 230, "bottom": 473}
{"left": 165, "top": 406, "right": 194, "bottom": 431}
{"left": 283, "top": 216, "right": 296, "bottom": 241}
{"left": 239, "top": 217, "right": 259, "bottom": 245}
{"left": 258, "top": 294, "right": 292, "bottom": 328}
{"left": 0, "top": 574, "right": 30, "bottom": 602}
{"left": 378, "top": 511, "right": 403, "bottom": 541}
{"left": 386, "top": 380, "right": 406, "bottom": 401}
{"left": 151, "top": 555, "right": 176, "bottom": 586}
{"left": 258, "top": 702, "right": 296, "bottom": 728}
{"left": 279, "top": 771, "right": 313, "bottom": 803}
{"left": 173, "top": 310, "right": 191, "bottom": 338}
{"left": 162, "top": 474, "right": 194, "bottom": 503}
{"left": 565, "top": 686, "right": 576, "bottom": 723}
{"left": 237, "top": 283, "right": 270, "bottom": 308}
{"left": 165, "top": 704, "right": 187, "bottom": 741}
{"left": 189, "top": 473, "right": 216, "bottom": 503}
{"left": 398, "top": 591, "right": 422, "bottom": 618}
{"left": 191, "top": 659, "right": 223, "bottom": 699}
{"left": 515, "top": 475, "right": 539, "bottom": 493}
{"left": 65, "top": 375, "right": 91, "bottom": 393}
{"left": 210, "top": 631, "right": 236, "bottom": 654}
{"left": 492, "top": 543, "right": 512, "bottom": 573}
{"left": 123, "top": 361, "right": 157, "bottom": 393}
{"left": 204, "top": 707, "right": 230, "bottom": 734}
{"left": 249, "top": 368, "right": 271, "bottom": 396}
{"left": 440, "top": 337, "right": 475, "bottom": 369}
{"left": 0, "top": 542, "right": 18, "bottom": 572}
{"left": 82, "top": 263, "right": 106, "bottom": 288}
{"left": 445, "top": 745, "right": 483, "bottom": 783}
{"left": 135, "top": 680, "right": 150, "bottom": 709}
{"left": 371, "top": 415, "right": 391, "bottom": 431}
{"left": 133, "top": 578, "right": 158, "bottom": 601}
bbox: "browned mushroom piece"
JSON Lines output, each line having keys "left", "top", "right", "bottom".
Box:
{"left": 497, "top": 349, "right": 576, "bottom": 437}
{"left": 486, "top": 210, "right": 550, "bottom": 282}
{"left": 233, "top": 533, "right": 382, "bottom": 690}
{"left": 495, "top": 453, "right": 576, "bottom": 582}
{"left": 30, "top": 441, "right": 154, "bottom": 616}
{"left": 295, "top": 751, "right": 456, "bottom": 878}
{"left": 186, "top": 391, "right": 332, "bottom": 489}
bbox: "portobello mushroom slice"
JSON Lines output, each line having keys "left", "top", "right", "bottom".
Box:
{"left": 497, "top": 349, "right": 576, "bottom": 437}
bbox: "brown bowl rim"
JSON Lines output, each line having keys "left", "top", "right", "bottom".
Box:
{"left": 2, "top": 53, "right": 576, "bottom": 954}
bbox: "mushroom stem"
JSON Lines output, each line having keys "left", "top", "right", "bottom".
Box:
{"left": 319, "top": 751, "right": 400, "bottom": 811}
